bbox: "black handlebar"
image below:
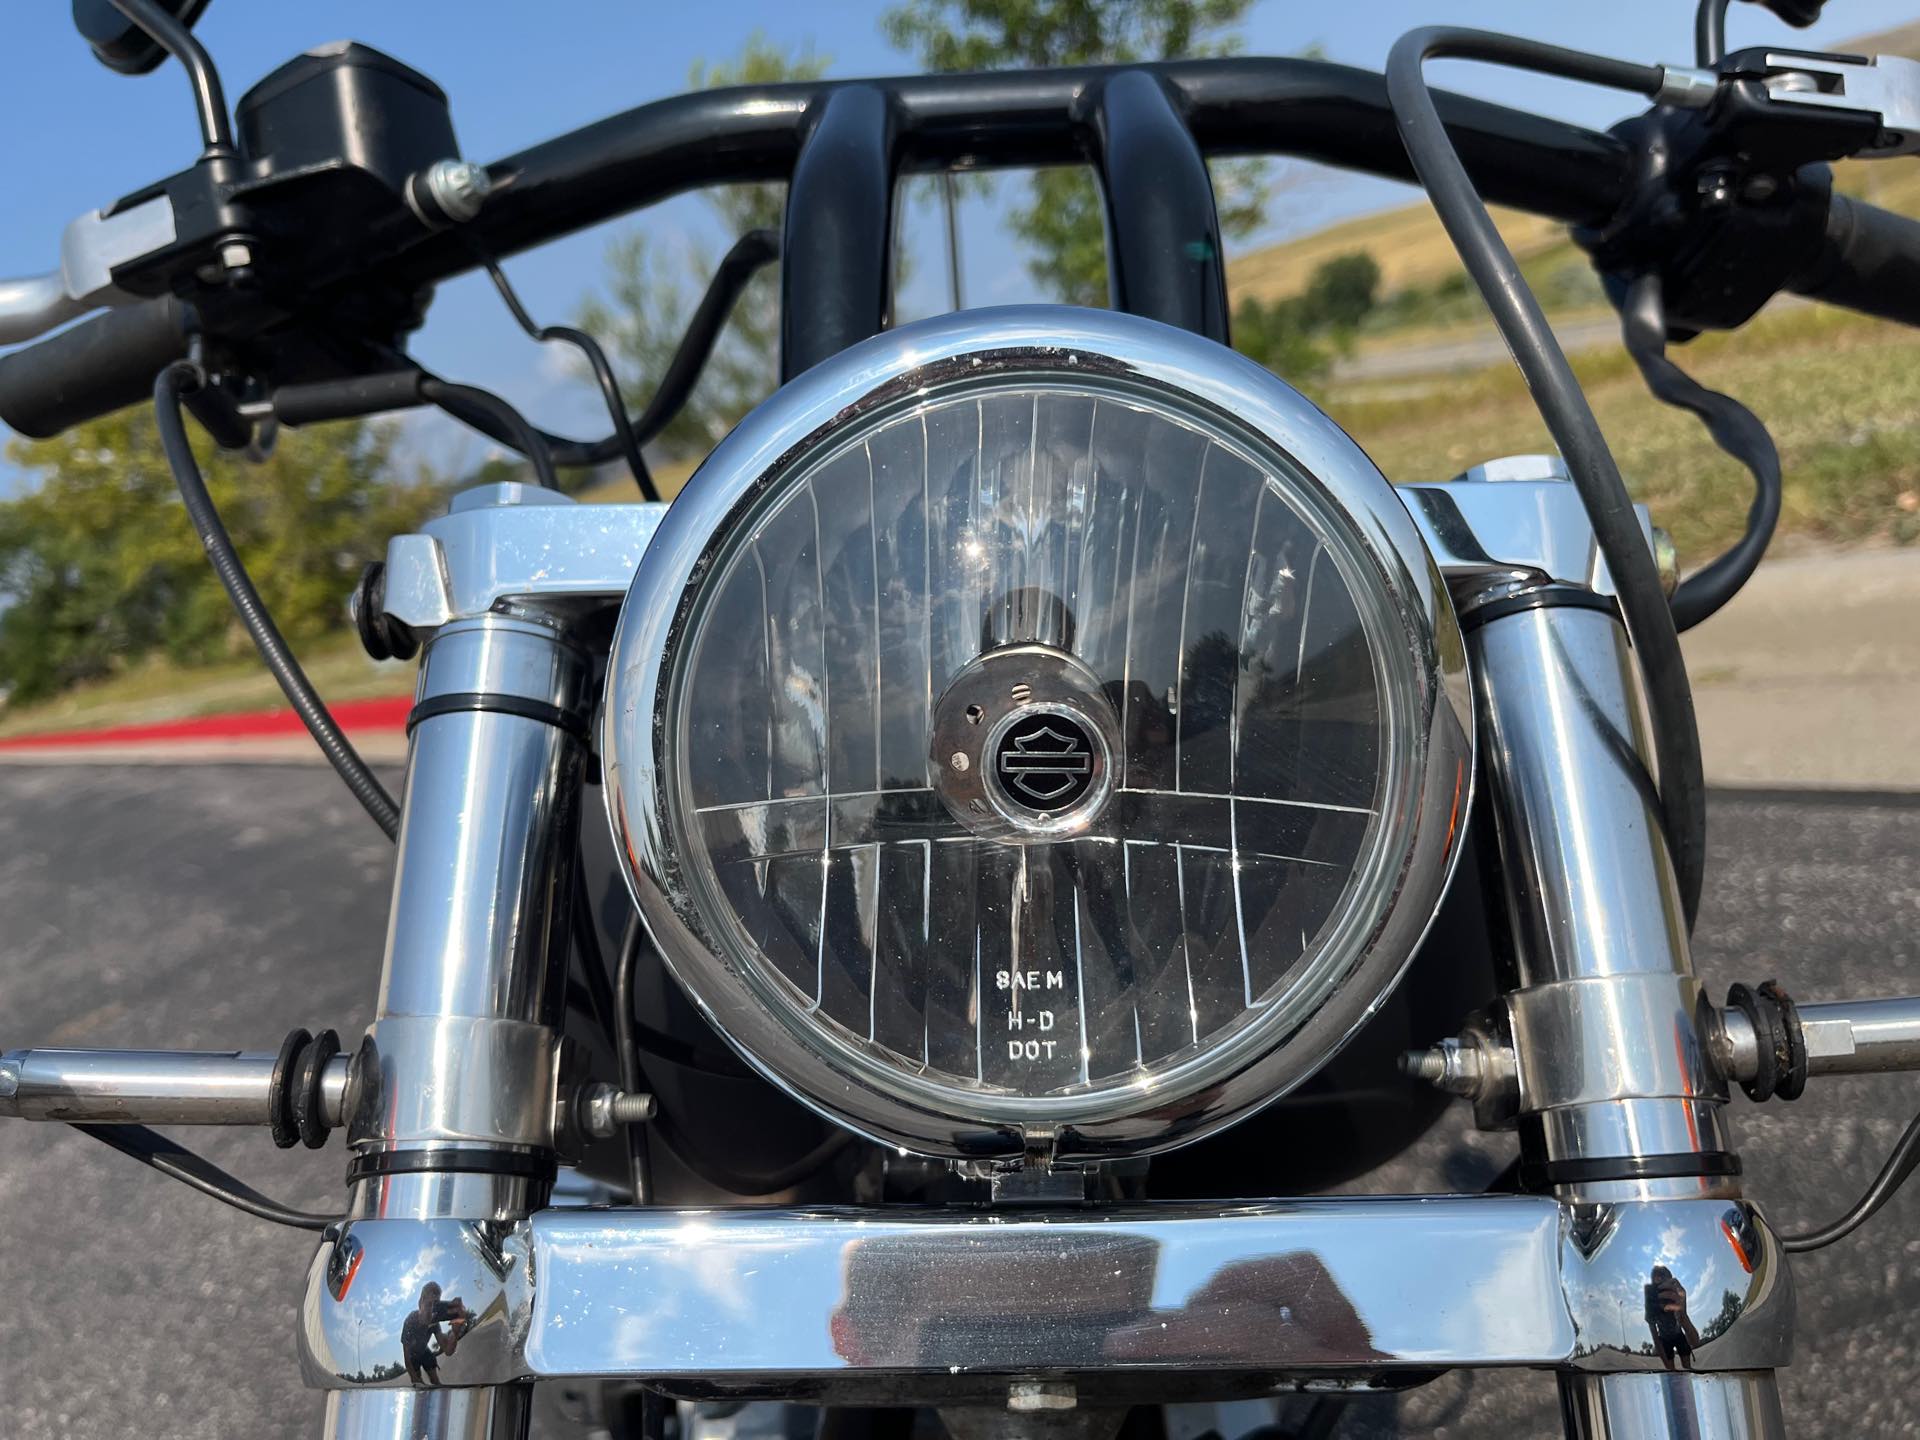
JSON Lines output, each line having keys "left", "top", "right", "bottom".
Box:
{"left": 3, "top": 54, "right": 1919, "bottom": 440}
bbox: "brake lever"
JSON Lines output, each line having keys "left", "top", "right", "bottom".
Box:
{"left": 0, "top": 194, "right": 177, "bottom": 346}
{"left": 1721, "top": 47, "right": 1920, "bottom": 157}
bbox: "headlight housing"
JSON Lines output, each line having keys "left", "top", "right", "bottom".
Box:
{"left": 605, "top": 307, "right": 1471, "bottom": 1162}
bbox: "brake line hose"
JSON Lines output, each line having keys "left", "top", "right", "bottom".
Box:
{"left": 1386, "top": 27, "right": 1709, "bottom": 928}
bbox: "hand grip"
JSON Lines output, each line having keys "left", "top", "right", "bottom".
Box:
{"left": 0, "top": 297, "right": 193, "bottom": 438}
{"left": 1790, "top": 194, "right": 1920, "bottom": 328}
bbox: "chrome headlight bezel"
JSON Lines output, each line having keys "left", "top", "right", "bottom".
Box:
{"left": 604, "top": 306, "right": 1472, "bottom": 1163}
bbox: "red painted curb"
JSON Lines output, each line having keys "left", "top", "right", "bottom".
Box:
{"left": 0, "top": 696, "right": 412, "bottom": 751}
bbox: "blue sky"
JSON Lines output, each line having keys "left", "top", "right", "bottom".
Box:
{"left": 3, "top": 0, "right": 1916, "bottom": 481}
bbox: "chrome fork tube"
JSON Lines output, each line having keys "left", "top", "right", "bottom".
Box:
{"left": 325, "top": 609, "right": 590, "bottom": 1440}
{"left": 1469, "top": 598, "right": 1788, "bottom": 1438}
{"left": 1561, "top": 1373, "right": 1786, "bottom": 1440}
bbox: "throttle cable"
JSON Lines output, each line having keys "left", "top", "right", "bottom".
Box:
{"left": 1386, "top": 26, "right": 1709, "bottom": 928}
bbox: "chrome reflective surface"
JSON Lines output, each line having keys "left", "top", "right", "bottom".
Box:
{"left": 352, "top": 1018, "right": 556, "bottom": 1151}
{"left": 1796, "top": 996, "right": 1920, "bottom": 1075}
{"left": 1561, "top": 1373, "right": 1787, "bottom": 1440}
{"left": 604, "top": 305, "right": 1472, "bottom": 1161}
{"left": 1507, "top": 975, "right": 1724, "bottom": 1113}
{"left": 355, "top": 610, "right": 588, "bottom": 1159}
{"left": 380, "top": 482, "right": 669, "bottom": 629}
{"left": 0, "top": 1046, "right": 346, "bottom": 1127}
{"left": 297, "top": 1198, "right": 1790, "bottom": 1390}
{"left": 1399, "top": 463, "right": 1658, "bottom": 600}
{"left": 1469, "top": 602, "right": 1725, "bottom": 1199}
{"left": 1470, "top": 604, "right": 1689, "bottom": 988}
{"left": 322, "top": 1388, "right": 529, "bottom": 1440}
{"left": 301, "top": 1219, "right": 533, "bottom": 1390}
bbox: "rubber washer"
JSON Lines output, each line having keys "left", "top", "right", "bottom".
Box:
{"left": 295, "top": 1028, "right": 341, "bottom": 1150}
{"left": 1759, "top": 980, "right": 1807, "bottom": 1101}
{"left": 270, "top": 1027, "right": 311, "bottom": 1150}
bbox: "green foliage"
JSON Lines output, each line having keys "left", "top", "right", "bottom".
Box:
{"left": 1232, "top": 250, "right": 1382, "bottom": 386}
{"left": 0, "top": 414, "right": 444, "bottom": 705}
{"left": 579, "top": 34, "right": 830, "bottom": 457}
{"left": 1232, "top": 296, "right": 1331, "bottom": 385}
{"left": 883, "top": 0, "right": 1253, "bottom": 70}
{"left": 883, "top": 0, "right": 1269, "bottom": 304}
{"left": 1294, "top": 251, "right": 1380, "bottom": 333}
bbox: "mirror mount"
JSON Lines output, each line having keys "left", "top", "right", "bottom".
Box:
{"left": 72, "top": 0, "right": 215, "bottom": 77}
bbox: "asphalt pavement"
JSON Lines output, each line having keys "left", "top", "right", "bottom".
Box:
{"left": 1, "top": 765, "right": 1917, "bottom": 1439}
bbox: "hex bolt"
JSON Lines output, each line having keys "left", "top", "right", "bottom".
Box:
{"left": 1400, "top": 1037, "right": 1486, "bottom": 1096}
{"left": 218, "top": 240, "right": 253, "bottom": 271}
{"left": 424, "top": 158, "right": 493, "bottom": 223}
{"left": 579, "top": 1083, "right": 659, "bottom": 1139}
{"left": 609, "top": 1091, "right": 657, "bottom": 1125}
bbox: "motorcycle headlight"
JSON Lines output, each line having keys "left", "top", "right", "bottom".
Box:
{"left": 605, "top": 307, "right": 1470, "bottom": 1162}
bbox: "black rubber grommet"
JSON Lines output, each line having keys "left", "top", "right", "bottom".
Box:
{"left": 295, "top": 1028, "right": 341, "bottom": 1150}
{"left": 405, "top": 691, "right": 589, "bottom": 741}
{"left": 1522, "top": 1150, "right": 1743, "bottom": 1188}
{"left": 269, "top": 1027, "right": 311, "bottom": 1150}
{"left": 1759, "top": 980, "right": 1808, "bottom": 1101}
{"left": 1457, "top": 586, "right": 1620, "bottom": 634}
{"left": 346, "top": 1147, "right": 558, "bottom": 1184}
{"left": 1727, "top": 982, "right": 1782, "bottom": 1103}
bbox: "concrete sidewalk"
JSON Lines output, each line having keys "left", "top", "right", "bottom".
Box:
{"left": 1683, "top": 546, "right": 1920, "bottom": 790}
{"left": 0, "top": 549, "right": 1911, "bottom": 786}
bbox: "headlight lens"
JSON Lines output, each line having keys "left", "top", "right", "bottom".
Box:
{"left": 607, "top": 308, "right": 1470, "bottom": 1161}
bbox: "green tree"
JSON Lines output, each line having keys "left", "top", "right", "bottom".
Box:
{"left": 0, "top": 415, "right": 444, "bottom": 705}
{"left": 1232, "top": 250, "right": 1382, "bottom": 387}
{"left": 1295, "top": 250, "right": 1381, "bottom": 334}
{"left": 580, "top": 34, "right": 829, "bottom": 459}
{"left": 883, "top": 0, "right": 1269, "bottom": 306}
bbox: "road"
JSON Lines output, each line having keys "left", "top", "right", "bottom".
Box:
{"left": 1330, "top": 314, "right": 1624, "bottom": 385}
{"left": 1, "top": 765, "right": 1918, "bottom": 1438}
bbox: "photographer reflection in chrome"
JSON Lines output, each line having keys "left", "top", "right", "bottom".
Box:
{"left": 401, "top": 1282, "right": 473, "bottom": 1388}
{"left": 1645, "top": 1265, "right": 1702, "bottom": 1372}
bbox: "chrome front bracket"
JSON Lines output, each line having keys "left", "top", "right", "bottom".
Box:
{"left": 300, "top": 1196, "right": 1792, "bottom": 1400}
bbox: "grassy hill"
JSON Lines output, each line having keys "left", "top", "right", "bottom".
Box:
{"left": 1227, "top": 19, "right": 1920, "bottom": 316}
{"left": 1222, "top": 19, "right": 1920, "bottom": 567}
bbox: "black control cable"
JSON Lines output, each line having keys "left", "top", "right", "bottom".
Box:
{"left": 474, "top": 247, "right": 659, "bottom": 500}
{"left": 613, "top": 920, "right": 656, "bottom": 1204}
{"left": 156, "top": 361, "right": 402, "bottom": 839}
{"left": 417, "top": 374, "right": 559, "bottom": 490}
{"left": 75, "top": 1124, "right": 335, "bottom": 1232}
{"left": 1387, "top": 27, "right": 1709, "bottom": 928}
{"left": 434, "top": 228, "right": 780, "bottom": 474}
{"left": 1782, "top": 1108, "right": 1920, "bottom": 1252}
{"left": 79, "top": 363, "right": 392, "bottom": 1232}
{"left": 1620, "top": 274, "right": 1783, "bottom": 631}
